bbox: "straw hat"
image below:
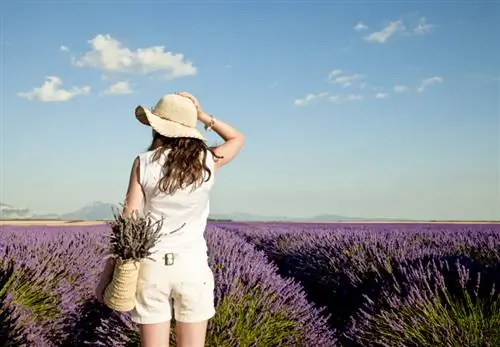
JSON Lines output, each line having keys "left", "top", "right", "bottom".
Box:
{"left": 135, "top": 94, "right": 205, "bottom": 141}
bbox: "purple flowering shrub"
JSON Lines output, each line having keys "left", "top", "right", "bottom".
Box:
{"left": 348, "top": 255, "right": 500, "bottom": 346}
{"left": 0, "top": 260, "right": 31, "bottom": 346}
{"left": 204, "top": 228, "right": 336, "bottom": 346}
{"left": 1, "top": 245, "right": 66, "bottom": 346}
{"left": 0, "top": 225, "right": 110, "bottom": 345}
{"left": 73, "top": 227, "right": 337, "bottom": 347}
{"left": 1, "top": 222, "right": 499, "bottom": 346}
{"left": 232, "top": 223, "right": 500, "bottom": 345}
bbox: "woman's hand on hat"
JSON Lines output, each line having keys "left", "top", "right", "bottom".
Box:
{"left": 176, "top": 92, "right": 202, "bottom": 118}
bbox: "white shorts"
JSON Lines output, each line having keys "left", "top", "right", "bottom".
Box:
{"left": 130, "top": 251, "right": 216, "bottom": 325}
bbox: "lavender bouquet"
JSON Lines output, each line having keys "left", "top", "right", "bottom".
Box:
{"left": 103, "top": 206, "right": 163, "bottom": 312}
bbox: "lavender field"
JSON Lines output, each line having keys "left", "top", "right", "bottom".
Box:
{"left": 0, "top": 222, "right": 499, "bottom": 347}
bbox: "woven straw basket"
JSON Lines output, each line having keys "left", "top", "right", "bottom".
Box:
{"left": 103, "top": 259, "right": 141, "bottom": 312}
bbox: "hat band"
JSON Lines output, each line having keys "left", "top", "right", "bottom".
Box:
{"left": 151, "top": 108, "right": 195, "bottom": 129}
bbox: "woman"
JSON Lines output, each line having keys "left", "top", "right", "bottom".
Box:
{"left": 95, "top": 91, "right": 244, "bottom": 347}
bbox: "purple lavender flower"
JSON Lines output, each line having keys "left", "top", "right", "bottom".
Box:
{"left": 229, "top": 222, "right": 500, "bottom": 345}
{"left": 347, "top": 256, "right": 500, "bottom": 346}
{"left": 74, "top": 226, "right": 338, "bottom": 346}
{"left": 1, "top": 222, "right": 498, "bottom": 346}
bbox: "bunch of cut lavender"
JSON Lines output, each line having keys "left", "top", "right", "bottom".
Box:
{"left": 106, "top": 206, "right": 163, "bottom": 262}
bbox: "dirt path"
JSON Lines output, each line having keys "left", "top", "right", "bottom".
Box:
{"left": 0, "top": 220, "right": 106, "bottom": 226}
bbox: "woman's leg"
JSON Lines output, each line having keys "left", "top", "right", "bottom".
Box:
{"left": 176, "top": 321, "right": 208, "bottom": 347}
{"left": 138, "top": 322, "right": 171, "bottom": 347}
{"left": 171, "top": 261, "right": 215, "bottom": 347}
{"left": 132, "top": 262, "right": 173, "bottom": 347}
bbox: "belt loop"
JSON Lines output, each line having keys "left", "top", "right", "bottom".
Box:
{"left": 164, "top": 253, "right": 175, "bottom": 266}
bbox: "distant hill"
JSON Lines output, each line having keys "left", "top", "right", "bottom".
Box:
{"left": 207, "top": 212, "right": 365, "bottom": 222}
{"left": 0, "top": 201, "right": 117, "bottom": 221}
{"left": 59, "top": 201, "right": 118, "bottom": 220}
{"left": 1, "top": 202, "right": 497, "bottom": 223}
{"left": 0, "top": 203, "right": 34, "bottom": 219}
{"left": 1, "top": 201, "right": 370, "bottom": 222}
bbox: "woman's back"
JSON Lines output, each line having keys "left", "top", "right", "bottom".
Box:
{"left": 138, "top": 148, "right": 215, "bottom": 254}
{"left": 96, "top": 92, "right": 244, "bottom": 347}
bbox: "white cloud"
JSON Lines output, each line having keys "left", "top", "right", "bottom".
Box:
{"left": 294, "top": 92, "right": 328, "bottom": 107}
{"left": 393, "top": 85, "right": 408, "bottom": 93}
{"left": 269, "top": 81, "right": 278, "bottom": 88}
{"left": 414, "top": 17, "right": 434, "bottom": 36}
{"left": 417, "top": 76, "right": 443, "bottom": 92}
{"left": 72, "top": 34, "right": 197, "bottom": 79}
{"left": 100, "top": 81, "right": 133, "bottom": 96}
{"left": 328, "top": 69, "right": 343, "bottom": 79}
{"left": 332, "top": 74, "right": 364, "bottom": 87}
{"left": 365, "top": 20, "right": 405, "bottom": 43}
{"left": 60, "top": 45, "right": 69, "bottom": 52}
{"left": 296, "top": 93, "right": 364, "bottom": 106}
{"left": 328, "top": 70, "right": 364, "bottom": 87}
{"left": 329, "top": 93, "right": 363, "bottom": 103}
{"left": 17, "top": 76, "right": 90, "bottom": 102}
{"left": 375, "top": 92, "right": 389, "bottom": 99}
{"left": 354, "top": 22, "right": 368, "bottom": 31}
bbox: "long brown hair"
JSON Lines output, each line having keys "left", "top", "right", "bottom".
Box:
{"left": 148, "top": 130, "right": 221, "bottom": 194}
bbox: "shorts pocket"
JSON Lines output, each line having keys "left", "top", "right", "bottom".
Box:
{"left": 136, "top": 279, "right": 171, "bottom": 309}
{"left": 175, "top": 267, "right": 214, "bottom": 313}
{"left": 135, "top": 264, "right": 171, "bottom": 309}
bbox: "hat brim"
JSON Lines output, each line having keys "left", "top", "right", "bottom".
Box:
{"left": 135, "top": 105, "right": 205, "bottom": 141}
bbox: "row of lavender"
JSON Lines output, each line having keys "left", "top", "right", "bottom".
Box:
{"left": 0, "top": 224, "right": 335, "bottom": 347}
{"left": 1, "top": 223, "right": 499, "bottom": 346}
{"left": 222, "top": 222, "right": 500, "bottom": 346}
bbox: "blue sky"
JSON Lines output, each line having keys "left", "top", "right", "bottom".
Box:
{"left": 1, "top": 2, "right": 498, "bottom": 220}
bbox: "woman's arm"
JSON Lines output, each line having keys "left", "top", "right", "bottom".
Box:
{"left": 95, "top": 256, "right": 115, "bottom": 303}
{"left": 123, "top": 157, "right": 144, "bottom": 216}
{"left": 176, "top": 92, "right": 245, "bottom": 171}
{"left": 198, "top": 112, "right": 244, "bottom": 171}
{"left": 95, "top": 157, "right": 144, "bottom": 302}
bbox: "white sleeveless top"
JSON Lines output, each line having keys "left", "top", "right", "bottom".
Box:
{"left": 137, "top": 149, "right": 215, "bottom": 256}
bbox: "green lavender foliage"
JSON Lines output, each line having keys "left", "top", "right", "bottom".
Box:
{"left": 202, "top": 282, "right": 301, "bottom": 346}
{"left": 354, "top": 258, "right": 500, "bottom": 347}
{"left": 0, "top": 259, "right": 60, "bottom": 322}
{"left": 121, "top": 282, "right": 302, "bottom": 347}
{"left": 107, "top": 207, "right": 164, "bottom": 261}
{"left": 0, "top": 261, "right": 28, "bottom": 346}
{"left": 367, "top": 287, "right": 499, "bottom": 346}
